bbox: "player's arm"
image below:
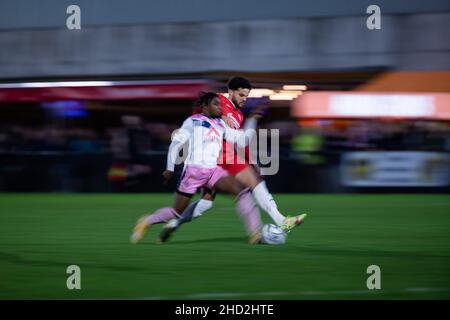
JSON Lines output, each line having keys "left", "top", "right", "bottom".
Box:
{"left": 248, "top": 105, "right": 265, "bottom": 120}
{"left": 221, "top": 115, "right": 235, "bottom": 128}
{"left": 164, "top": 118, "right": 192, "bottom": 184}
{"left": 223, "top": 118, "right": 257, "bottom": 148}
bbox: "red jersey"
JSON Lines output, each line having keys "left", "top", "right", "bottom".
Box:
{"left": 218, "top": 94, "right": 244, "bottom": 129}
{"left": 218, "top": 94, "right": 252, "bottom": 166}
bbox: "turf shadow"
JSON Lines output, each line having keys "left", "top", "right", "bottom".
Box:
{"left": 0, "top": 251, "right": 148, "bottom": 272}
{"left": 146, "top": 236, "right": 246, "bottom": 245}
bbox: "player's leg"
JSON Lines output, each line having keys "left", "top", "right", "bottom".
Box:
{"left": 156, "top": 188, "right": 215, "bottom": 243}
{"left": 130, "top": 191, "right": 191, "bottom": 244}
{"left": 174, "top": 188, "right": 216, "bottom": 227}
{"left": 193, "top": 188, "right": 216, "bottom": 219}
{"left": 132, "top": 165, "right": 204, "bottom": 244}
{"left": 213, "top": 174, "right": 262, "bottom": 244}
{"left": 235, "top": 165, "right": 307, "bottom": 232}
{"left": 158, "top": 167, "right": 262, "bottom": 244}
{"left": 235, "top": 165, "right": 283, "bottom": 224}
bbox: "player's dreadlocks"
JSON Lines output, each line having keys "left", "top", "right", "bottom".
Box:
{"left": 196, "top": 91, "right": 218, "bottom": 109}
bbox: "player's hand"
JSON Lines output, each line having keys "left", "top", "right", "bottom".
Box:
{"left": 249, "top": 106, "right": 265, "bottom": 120}
{"left": 162, "top": 170, "right": 174, "bottom": 185}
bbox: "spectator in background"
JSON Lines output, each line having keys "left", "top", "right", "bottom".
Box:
{"left": 145, "top": 121, "right": 175, "bottom": 151}
{"left": 291, "top": 126, "right": 325, "bottom": 165}
{"left": 108, "top": 115, "right": 153, "bottom": 191}
{"left": 67, "top": 128, "right": 101, "bottom": 154}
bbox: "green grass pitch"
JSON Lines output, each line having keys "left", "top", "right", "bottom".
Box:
{"left": 0, "top": 193, "right": 449, "bottom": 299}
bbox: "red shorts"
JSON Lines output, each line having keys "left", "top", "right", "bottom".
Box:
{"left": 220, "top": 141, "right": 251, "bottom": 176}
{"left": 219, "top": 162, "right": 249, "bottom": 176}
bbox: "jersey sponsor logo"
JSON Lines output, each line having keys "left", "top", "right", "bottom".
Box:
{"left": 205, "top": 127, "right": 221, "bottom": 143}
{"left": 226, "top": 113, "right": 240, "bottom": 129}
{"left": 206, "top": 127, "right": 220, "bottom": 137}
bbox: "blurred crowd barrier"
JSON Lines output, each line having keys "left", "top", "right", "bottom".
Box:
{"left": 0, "top": 116, "right": 449, "bottom": 193}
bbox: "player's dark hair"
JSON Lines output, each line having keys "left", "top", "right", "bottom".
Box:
{"left": 227, "top": 76, "right": 252, "bottom": 90}
{"left": 196, "top": 91, "right": 218, "bottom": 108}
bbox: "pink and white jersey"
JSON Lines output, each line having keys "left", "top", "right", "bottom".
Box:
{"left": 166, "top": 114, "right": 253, "bottom": 171}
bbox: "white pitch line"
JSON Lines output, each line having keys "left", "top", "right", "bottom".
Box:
{"left": 136, "top": 287, "right": 450, "bottom": 300}
{"left": 404, "top": 287, "right": 450, "bottom": 293}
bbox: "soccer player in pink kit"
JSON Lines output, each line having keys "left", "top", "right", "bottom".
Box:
{"left": 157, "top": 77, "right": 307, "bottom": 244}
{"left": 130, "top": 92, "right": 262, "bottom": 244}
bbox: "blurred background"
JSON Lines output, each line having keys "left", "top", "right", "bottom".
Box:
{"left": 0, "top": 0, "right": 449, "bottom": 193}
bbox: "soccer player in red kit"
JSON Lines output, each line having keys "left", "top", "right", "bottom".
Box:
{"left": 157, "top": 77, "right": 307, "bottom": 244}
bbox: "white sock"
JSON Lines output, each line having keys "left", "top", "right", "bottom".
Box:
{"left": 252, "top": 181, "right": 285, "bottom": 226}
{"left": 192, "top": 199, "right": 214, "bottom": 219}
